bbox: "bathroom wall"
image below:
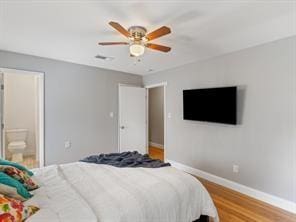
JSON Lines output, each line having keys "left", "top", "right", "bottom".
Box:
{"left": 4, "top": 72, "right": 38, "bottom": 157}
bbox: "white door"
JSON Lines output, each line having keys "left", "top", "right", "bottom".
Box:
{"left": 119, "top": 85, "right": 146, "bottom": 154}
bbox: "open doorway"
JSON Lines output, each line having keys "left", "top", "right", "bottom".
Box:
{"left": 0, "top": 68, "right": 44, "bottom": 169}
{"left": 146, "top": 83, "right": 166, "bottom": 161}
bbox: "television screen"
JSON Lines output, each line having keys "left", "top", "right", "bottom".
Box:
{"left": 183, "top": 86, "right": 237, "bottom": 124}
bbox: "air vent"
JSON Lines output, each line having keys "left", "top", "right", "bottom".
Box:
{"left": 95, "top": 55, "right": 114, "bottom": 61}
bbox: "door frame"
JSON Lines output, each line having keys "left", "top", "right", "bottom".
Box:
{"left": 118, "top": 84, "right": 147, "bottom": 153}
{"left": 0, "top": 68, "right": 45, "bottom": 167}
{"left": 145, "top": 82, "right": 167, "bottom": 161}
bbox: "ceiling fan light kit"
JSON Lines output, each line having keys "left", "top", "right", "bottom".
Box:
{"left": 130, "top": 43, "right": 145, "bottom": 57}
{"left": 98, "top": 21, "right": 171, "bottom": 57}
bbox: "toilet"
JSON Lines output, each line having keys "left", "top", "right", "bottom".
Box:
{"left": 6, "top": 129, "right": 28, "bottom": 162}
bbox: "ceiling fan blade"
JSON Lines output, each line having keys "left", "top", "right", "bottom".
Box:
{"left": 98, "top": 42, "right": 129, "bottom": 46}
{"left": 146, "top": 43, "right": 171, "bottom": 52}
{"left": 109, "top": 21, "right": 130, "bottom": 38}
{"left": 145, "top": 26, "right": 171, "bottom": 41}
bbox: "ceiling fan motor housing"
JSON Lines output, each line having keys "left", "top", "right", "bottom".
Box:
{"left": 128, "top": 26, "right": 147, "bottom": 41}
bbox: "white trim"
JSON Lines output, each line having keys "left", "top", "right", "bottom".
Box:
{"left": 145, "top": 91, "right": 149, "bottom": 154}
{"left": 38, "top": 74, "right": 45, "bottom": 167}
{"left": 145, "top": 82, "right": 167, "bottom": 160}
{"left": 34, "top": 76, "right": 39, "bottom": 165}
{"left": 145, "top": 82, "right": 167, "bottom": 89}
{"left": 0, "top": 68, "right": 45, "bottom": 167}
{"left": 163, "top": 84, "right": 167, "bottom": 161}
{"left": 149, "top": 142, "right": 164, "bottom": 149}
{"left": 0, "top": 68, "right": 43, "bottom": 76}
{"left": 0, "top": 72, "right": 4, "bottom": 159}
{"left": 168, "top": 159, "right": 296, "bottom": 214}
{"left": 118, "top": 83, "right": 142, "bottom": 88}
{"left": 118, "top": 84, "right": 121, "bottom": 153}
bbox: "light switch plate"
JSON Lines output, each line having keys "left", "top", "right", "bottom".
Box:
{"left": 65, "top": 141, "right": 71, "bottom": 149}
{"left": 233, "top": 164, "right": 239, "bottom": 173}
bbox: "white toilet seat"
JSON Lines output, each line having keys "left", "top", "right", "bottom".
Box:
{"left": 8, "top": 141, "right": 26, "bottom": 150}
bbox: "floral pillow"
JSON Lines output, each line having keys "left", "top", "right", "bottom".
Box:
{"left": 0, "top": 165, "right": 38, "bottom": 191}
{"left": 0, "top": 172, "right": 32, "bottom": 201}
{"left": 0, "top": 194, "right": 39, "bottom": 222}
{"left": 0, "top": 159, "right": 33, "bottom": 177}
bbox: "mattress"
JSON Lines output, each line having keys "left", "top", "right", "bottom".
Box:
{"left": 26, "top": 162, "right": 219, "bottom": 222}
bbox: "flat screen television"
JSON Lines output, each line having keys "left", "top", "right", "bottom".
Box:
{"left": 183, "top": 86, "right": 237, "bottom": 125}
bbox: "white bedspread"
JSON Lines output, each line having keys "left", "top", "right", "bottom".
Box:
{"left": 26, "top": 165, "right": 97, "bottom": 222}
{"left": 27, "top": 162, "right": 219, "bottom": 222}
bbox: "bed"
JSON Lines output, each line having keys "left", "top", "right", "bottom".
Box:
{"left": 25, "top": 162, "right": 219, "bottom": 222}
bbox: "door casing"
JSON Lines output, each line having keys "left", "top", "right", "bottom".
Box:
{"left": 145, "top": 82, "right": 167, "bottom": 161}
{"left": 0, "top": 68, "right": 45, "bottom": 167}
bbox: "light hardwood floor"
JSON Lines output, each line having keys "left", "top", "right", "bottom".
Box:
{"left": 149, "top": 146, "right": 164, "bottom": 161}
{"left": 148, "top": 146, "right": 296, "bottom": 222}
{"left": 8, "top": 155, "right": 39, "bottom": 169}
{"left": 22, "top": 155, "right": 39, "bottom": 169}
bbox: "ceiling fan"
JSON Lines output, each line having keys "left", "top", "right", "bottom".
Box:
{"left": 98, "top": 21, "right": 171, "bottom": 57}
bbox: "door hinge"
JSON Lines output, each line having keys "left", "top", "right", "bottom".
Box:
{"left": 1, "top": 123, "right": 4, "bottom": 130}
{"left": 1, "top": 84, "right": 3, "bottom": 90}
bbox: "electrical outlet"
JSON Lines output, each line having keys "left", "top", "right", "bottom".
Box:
{"left": 109, "top": 112, "right": 114, "bottom": 118}
{"left": 64, "top": 141, "right": 71, "bottom": 149}
{"left": 233, "top": 164, "right": 239, "bottom": 173}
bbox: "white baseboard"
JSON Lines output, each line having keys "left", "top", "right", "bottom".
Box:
{"left": 167, "top": 159, "right": 296, "bottom": 214}
{"left": 149, "top": 142, "right": 164, "bottom": 149}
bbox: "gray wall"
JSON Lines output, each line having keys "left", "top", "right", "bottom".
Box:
{"left": 4, "top": 73, "right": 38, "bottom": 157}
{"left": 148, "top": 87, "right": 164, "bottom": 146}
{"left": 0, "top": 50, "right": 142, "bottom": 165}
{"left": 143, "top": 36, "right": 296, "bottom": 203}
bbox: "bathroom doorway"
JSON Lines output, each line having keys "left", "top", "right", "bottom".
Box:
{"left": 0, "top": 68, "right": 44, "bottom": 169}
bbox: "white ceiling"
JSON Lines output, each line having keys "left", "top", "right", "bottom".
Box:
{"left": 0, "top": 1, "right": 295, "bottom": 75}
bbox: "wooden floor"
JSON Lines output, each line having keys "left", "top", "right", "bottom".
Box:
{"left": 149, "top": 146, "right": 164, "bottom": 161}
{"left": 148, "top": 147, "right": 296, "bottom": 222}
{"left": 199, "top": 177, "right": 296, "bottom": 222}
{"left": 7, "top": 155, "right": 39, "bottom": 169}
{"left": 22, "top": 155, "right": 39, "bottom": 169}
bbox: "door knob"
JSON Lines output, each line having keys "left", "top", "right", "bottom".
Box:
{"left": 120, "top": 126, "right": 125, "bottom": 129}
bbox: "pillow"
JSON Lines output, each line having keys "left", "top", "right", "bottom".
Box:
{"left": 0, "top": 159, "right": 33, "bottom": 176}
{"left": 0, "top": 165, "right": 38, "bottom": 191}
{"left": 0, "top": 172, "right": 32, "bottom": 201}
{"left": 0, "top": 194, "right": 39, "bottom": 222}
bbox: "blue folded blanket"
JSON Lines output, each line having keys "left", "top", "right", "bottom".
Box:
{"left": 80, "top": 151, "right": 170, "bottom": 168}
